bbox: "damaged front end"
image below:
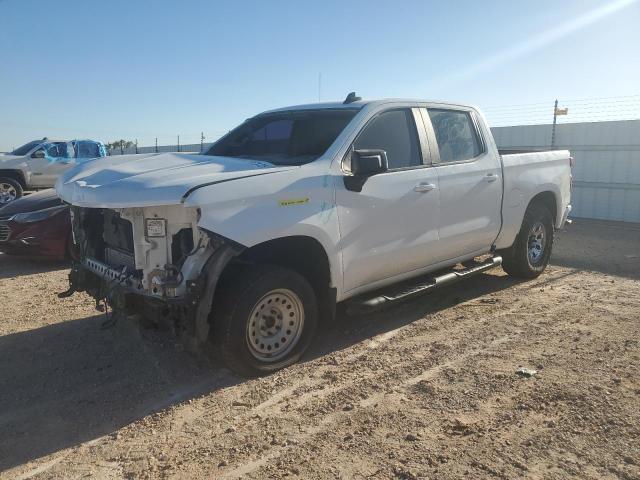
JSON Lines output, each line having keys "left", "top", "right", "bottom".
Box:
{"left": 62, "top": 205, "right": 243, "bottom": 346}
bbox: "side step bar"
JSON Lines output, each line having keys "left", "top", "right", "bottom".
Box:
{"left": 346, "top": 255, "right": 502, "bottom": 315}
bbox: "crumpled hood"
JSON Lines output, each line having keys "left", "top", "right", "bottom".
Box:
{"left": 55, "top": 152, "right": 295, "bottom": 208}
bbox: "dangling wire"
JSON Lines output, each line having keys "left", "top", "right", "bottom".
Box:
{"left": 100, "top": 267, "right": 129, "bottom": 329}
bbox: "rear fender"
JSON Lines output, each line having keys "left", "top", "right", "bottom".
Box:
{"left": 495, "top": 185, "right": 562, "bottom": 250}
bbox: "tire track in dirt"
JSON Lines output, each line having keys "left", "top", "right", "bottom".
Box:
{"left": 220, "top": 335, "right": 514, "bottom": 478}
{"left": 141, "top": 269, "right": 578, "bottom": 455}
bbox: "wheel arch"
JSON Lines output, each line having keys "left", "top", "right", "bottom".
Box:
{"left": 495, "top": 186, "right": 561, "bottom": 251}
{"left": 499, "top": 191, "right": 556, "bottom": 279}
{"left": 217, "top": 235, "right": 336, "bottom": 323}
{"left": 0, "top": 170, "right": 27, "bottom": 189}
{"left": 236, "top": 235, "right": 332, "bottom": 292}
{"left": 527, "top": 190, "right": 558, "bottom": 225}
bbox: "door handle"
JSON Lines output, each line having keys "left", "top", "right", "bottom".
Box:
{"left": 484, "top": 173, "right": 498, "bottom": 183}
{"left": 413, "top": 182, "right": 436, "bottom": 193}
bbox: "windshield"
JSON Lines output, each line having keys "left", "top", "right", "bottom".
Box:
{"left": 205, "top": 109, "right": 358, "bottom": 165}
{"left": 11, "top": 140, "right": 43, "bottom": 156}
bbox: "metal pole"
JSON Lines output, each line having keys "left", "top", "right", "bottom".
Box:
{"left": 135, "top": 139, "right": 138, "bottom": 154}
{"left": 177, "top": 135, "right": 180, "bottom": 152}
{"left": 551, "top": 99, "right": 558, "bottom": 148}
{"left": 155, "top": 137, "right": 158, "bottom": 153}
{"left": 200, "top": 132, "right": 204, "bottom": 152}
{"left": 120, "top": 140, "right": 124, "bottom": 155}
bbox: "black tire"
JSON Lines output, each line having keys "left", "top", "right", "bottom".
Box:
{"left": 500, "top": 203, "right": 554, "bottom": 279}
{"left": 0, "top": 177, "right": 23, "bottom": 205}
{"left": 212, "top": 264, "right": 318, "bottom": 377}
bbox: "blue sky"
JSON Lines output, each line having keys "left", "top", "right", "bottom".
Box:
{"left": 1, "top": 0, "right": 639, "bottom": 150}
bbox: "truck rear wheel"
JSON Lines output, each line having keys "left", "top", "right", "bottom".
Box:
{"left": 213, "top": 264, "right": 318, "bottom": 377}
{"left": 500, "top": 203, "right": 554, "bottom": 279}
{"left": 0, "top": 177, "right": 23, "bottom": 205}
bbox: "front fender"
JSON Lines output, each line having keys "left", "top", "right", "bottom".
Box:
{"left": 185, "top": 163, "right": 342, "bottom": 293}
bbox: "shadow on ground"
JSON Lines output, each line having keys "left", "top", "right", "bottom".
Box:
{"left": 310, "top": 270, "right": 528, "bottom": 360}
{"left": 552, "top": 218, "right": 640, "bottom": 279}
{"left": 0, "top": 254, "right": 68, "bottom": 279}
{"left": 0, "top": 315, "right": 239, "bottom": 471}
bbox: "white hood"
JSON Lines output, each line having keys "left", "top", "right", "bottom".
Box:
{"left": 55, "top": 152, "right": 295, "bottom": 208}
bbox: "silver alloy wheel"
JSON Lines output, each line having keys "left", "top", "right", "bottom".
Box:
{"left": 527, "top": 221, "right": 546, "bottom": 264}
{"left": 0, "top": 182, "right": 17, "bottom": 204}
{"left": 246, "top": 288, "right": 305, "bottom": 362}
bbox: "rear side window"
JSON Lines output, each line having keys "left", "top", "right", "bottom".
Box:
{"left": 76, "top": 141, "right": 101, "bottom": 159}
{"left": 354, "top": 109, "right": 421, "bottom": 169}
{"left": 427, "top": 109, "right": 482, "bottom": 163}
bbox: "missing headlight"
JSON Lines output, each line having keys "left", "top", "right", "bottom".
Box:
{"left": 171, "top": 228, "right": 195, "bottom": 266}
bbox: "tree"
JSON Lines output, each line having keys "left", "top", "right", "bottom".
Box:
{"left": 105, "top": 140, "right": 135, "bottom": 154}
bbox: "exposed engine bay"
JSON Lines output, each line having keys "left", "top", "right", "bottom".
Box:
{"left": 63, "top": 205, "right": 243, "bottom": 345}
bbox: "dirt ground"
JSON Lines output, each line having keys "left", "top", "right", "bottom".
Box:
{"left": 0, "top": 219, "right": 639, "bottom": 479}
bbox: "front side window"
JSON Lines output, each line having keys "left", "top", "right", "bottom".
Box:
{"left": 353, "top": 109, "right": 421, "bottom": 169}
{"left": 427, "top": 109, "right": 482, "bottom": 163}
{"left": 206, "top": 109, "right": 358, "bottom": 166}
{"left": 43, "top": 142, "right": 72, "bottom": 160}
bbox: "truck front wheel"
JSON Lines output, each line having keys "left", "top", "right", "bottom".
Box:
{"left": 500, "top": 203, "right": 554, "bottom": 279}
{"left": 213, "top": 264, "right": 318, "bottom": 376}
{"left": 0, "top": 177, "right": 23, "bottom": 205}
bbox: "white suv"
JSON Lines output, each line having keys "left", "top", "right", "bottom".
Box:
{"left": 0, "top": 138, "right": 106, "bottom": 204}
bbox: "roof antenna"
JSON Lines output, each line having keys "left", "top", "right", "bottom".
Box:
{"left": 343, "top": 92, "right": 361, "bottom": 104}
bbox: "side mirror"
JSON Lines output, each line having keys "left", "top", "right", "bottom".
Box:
{"left": 31, "top": 150, "right": 45, "bottom": 159}
{"left": 351, "top": 149, "right": 388, "bottom": 176}
{"left": 344, "top": 149, "right": 389, "bottom": 192}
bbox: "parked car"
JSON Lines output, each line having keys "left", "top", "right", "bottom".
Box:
{"left": 0, "top": 139, "right": 107, "bottom": 205}
{"left": 0, "top": 189, "right": 75, "bottom": 260}
{"left": 56, "top": 94, "right": 571, "bottom": 376}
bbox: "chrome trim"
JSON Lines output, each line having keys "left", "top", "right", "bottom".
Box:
{"left": 559, "top": 205, "right": 572, "bottom": 229}
{"left": 0, "top": 222, "right": 11, "bottom": 242}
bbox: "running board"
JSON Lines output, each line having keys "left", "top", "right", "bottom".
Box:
{"left": 345, "top": 255, "right": 502, "bottom": 315}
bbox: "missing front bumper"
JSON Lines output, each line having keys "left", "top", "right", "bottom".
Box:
{"left": 62, "top": 238, "right": 244, "bottom": 346}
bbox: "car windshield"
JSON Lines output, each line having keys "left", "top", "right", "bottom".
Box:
{"left": 205, "top": 109, "right": 358, "bottom": 165}
{"left": 11, "top": 140, "right": 43, "bottom": 156}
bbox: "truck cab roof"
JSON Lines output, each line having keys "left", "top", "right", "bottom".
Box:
{"left": 263, "top": 97, "right": 477, "bottom": 115}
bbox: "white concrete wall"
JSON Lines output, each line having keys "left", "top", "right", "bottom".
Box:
{"left": 492, "top": 120, "right": 640, "bottom": 223}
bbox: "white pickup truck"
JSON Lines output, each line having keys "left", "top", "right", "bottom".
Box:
{"left": 0, "top": 139, "right": 107, "bottom": 204}
{"left": 56, "top": 94, "right": 571, "bottom": 376}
